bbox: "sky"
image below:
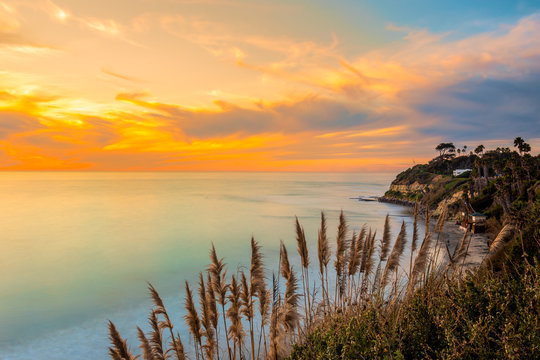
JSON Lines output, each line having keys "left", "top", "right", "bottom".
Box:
{"left": 1, "top": 0, "right": 539, "bottom": 171}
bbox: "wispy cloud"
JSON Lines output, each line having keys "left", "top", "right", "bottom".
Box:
{"left": 0, "top": 3, "right": 539, "bottom": 171}
{"left": 101, "top": 68, "right": 144, "bottom": 83}
{"left": 0, "top": 1, "right": 20, "bottom": 33}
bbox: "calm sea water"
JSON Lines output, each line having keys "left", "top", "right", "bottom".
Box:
{"left": 0, "top": 172, "right": 411, "bottom": 359}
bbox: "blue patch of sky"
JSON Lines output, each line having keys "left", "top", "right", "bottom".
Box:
{"left": 416, "top": 73, "right": 540, "bottom": 140}
{"left": 356, "top": 0, "right": 538, "bottom": 31}
{"left": 314, "top": 0, "right": 540, "bottom": 51}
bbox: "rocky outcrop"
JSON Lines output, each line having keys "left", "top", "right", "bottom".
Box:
{"left": 388, "top": 175, "right": 444, "bottom": 196}
{"left": 377, "top": 196, "right": 415, "bottom": 207}
{"left": 382, "top": 171, "right": 468, "bottom": 219}
{"left": 389, "top": 182, "right": 429, "bottom": 194}
{"left": 433, "top": 190, "right": 464, "bottom": 217}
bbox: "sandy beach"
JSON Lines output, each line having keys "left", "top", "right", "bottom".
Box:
{"left": 432, "top": 220, "right": 491, "bottom": 272}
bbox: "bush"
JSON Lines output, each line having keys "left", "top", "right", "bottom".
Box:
{"left": 291, "top": 260, "right": 540, "bottom": 360}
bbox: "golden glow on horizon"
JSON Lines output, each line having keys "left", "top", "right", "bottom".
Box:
{"left": 1, "top": 1, "right": 539, "bottom": 171}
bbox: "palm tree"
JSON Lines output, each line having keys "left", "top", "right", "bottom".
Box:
{"left": 520, "top": 142, "right": 531, "bottom": 154}
{"left": 474, "top": 144, "right": 485, "bottom": 156}
{"left": 514, "top": 137, "right": 525, "bottom": 155}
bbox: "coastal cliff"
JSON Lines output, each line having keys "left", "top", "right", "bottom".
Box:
{"left": 291, "top": 141, "right": 539, "bottom": 359}
{"left": 380, "top": 162, "right": 469, "bottom": 217}
{"left": 380, "top": 143, "right": 539, "bottom": 237}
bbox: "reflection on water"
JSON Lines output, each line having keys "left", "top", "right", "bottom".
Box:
{"left": 0, "top": 172, "right": 406, "bottom": 359}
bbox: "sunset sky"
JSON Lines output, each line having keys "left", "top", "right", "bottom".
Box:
{"left": 1, "top": 0, "right": 539, "bottom": 171}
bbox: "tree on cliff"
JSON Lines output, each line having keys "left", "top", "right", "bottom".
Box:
{"left": 514, "top": 137, "right": 531, "bottom": 155}
{"left": 475, "top": 144, "right": 485, "bottom": 156}
{"left": 435, "top": 143, "right": 456, "bottom": 157}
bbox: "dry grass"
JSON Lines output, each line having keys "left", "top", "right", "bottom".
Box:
{"left": 109, "top": 209, "right": 484, "bottom": 360}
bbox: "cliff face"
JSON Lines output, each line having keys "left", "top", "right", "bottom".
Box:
{"left": 382, "top": 167, "right": 468, "bottom": 218}
{"left": 433, "top": 189, "right": 465, "bottom": 216}
{"left": 389, "top": 182, "right": 429, "bottom": 193}
{"left": 389, "top": 174, "right": 445, "bottom": 193}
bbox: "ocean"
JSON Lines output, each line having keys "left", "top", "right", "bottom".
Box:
{"left": 0, "top": 171, "right": 413, "bottom": 359}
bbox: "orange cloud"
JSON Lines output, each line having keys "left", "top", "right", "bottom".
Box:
{"left": 1, "top": 4, "right": 539, "bottom": 171}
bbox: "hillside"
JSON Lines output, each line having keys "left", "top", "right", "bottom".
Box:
{"left": 106, "top": 140, "right": 539, "bottom": 360}
{"left": 381, "top": 142, "right": 540, "bottom": 239}
{"left": 290, "top": 140, "right": 540, "bottom": 359}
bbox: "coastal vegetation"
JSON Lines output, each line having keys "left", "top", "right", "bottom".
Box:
{"left": 108, "top": 138, "right": 539, "bottom": 360}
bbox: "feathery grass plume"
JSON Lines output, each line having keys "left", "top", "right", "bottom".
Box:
{"left": 227, "top": 275, "right": 244, "bottom": 360}
{"left": 148, "top": 283, "right": 166, "bottom": 310}
{"left": 347, "top": 231, "right": 360, "bottom": 302}
{"left": 317, "top": 212, "right": 331, "bottom": 310}
{"left": 334, "top": 210, "right": 348, "bottom": 304}
{"left": 355, "top": 225, "right": 367, "bottom": 266}
{"left": 295, "top": 217, "right": 310, "bottom": 268}
{"left": 363, "top": 230, "right": 377, "bottom": 278}
{"left": 408, "top": 202, "right": 420, "bottom": 278}
{"left": 430, "top": 207, "right": 447, "bottom": 273}
{"left": 205, "top": 272, "right": 219, "bottom": 360}
{"left": 184, "top": 281, "right": 203, "bottom": 360}
{"left": 280, "top": 241, "right": 291, "bottom": 280}
{"left": 335, "top": 211, "right": 348, "bottom": 267}
{"left": 408, "top": 232, "right": 433, "bottom": 293}
{"left": 240, "top": 271, "right": 256, "bottom": 360}
{"left": 208, "top": 244, "right": 231, "bottom": 360}
{"left": 198, "top": 273, "right": 215, "bottom": 360}
{"left": 257, "top": 287, "right": 271, "bottom": 358}
{"left": 381, "top": 221, "right": 407, "bottom": 289}
{"left": 147, "top": 283, "right": 184, "bottom": 360}
{"left": 317, "top": 211, "right": 330, "bottom": 275}
{"left": 410, "top": 202, "right": 419, "bottom": 254}
{"left": 356, "top": 227, "right": 372, "bottom": 303}
{"left": 109, "top": 349, "right": 122, "bottom": 360}
{"left": 271, "top": 260, "right": 300, "bottom": 360}
{"left": 489, "top": 224, "right": 515, "bottom": 256}
{"left": 250, "top": 236, "right": 266, "bottom": 297}
{"left": 207, "top": 275, "right": 218, "bottom": 327}
{"left": 359, "top": 229, "right": 377, "bottom": 297}
{"left": 278, "top": 240, "right": 299, "bottom": 331}
{"left": 269, "top": 274, "right": 280, "bottom": 360}
{"left": 348, "top": 231, "right": 358, "bottom": 277}
{"left": 108, "top": 320, "right": 136, "bottom": 360}
{"left": 282, "top": 266, "right": 300, "bottom": 333}
{"left": 359, "top": 228, "right": 372, "bottom": 274}
{"left": 351, "top": 225, "right": 366, "bottom": 303}
{"left": 250, "top": 236, "right": 267, "bottom": 357}
{"left": 172, "top": 332, "right": 186, "bottom": 360}
{"left": 380, "top": 214, "right": 392, "bottom": 262}
{"left": 381, "top": 221, "right": 407, "bottom": 290}
{"left": 137, "top": 327, "right": 155, "bottom": 360}
{"left": 407, "top": 206, "right": 433, "bottom": 295}
{"left": 148, "top": 311, "right": 165, "bottom": 360}
{"left": 295, "top": 217, "right": 311, "bottom": 326}
{"left": 372, "top": 261, "right": 382, "bottom": 294}
{"left": 240, "top": 271, "right": 253, "bottom": 319}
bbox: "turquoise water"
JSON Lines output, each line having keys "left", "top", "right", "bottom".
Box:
{"left": 0, "top": 172, "right": 409, "bottom": 359}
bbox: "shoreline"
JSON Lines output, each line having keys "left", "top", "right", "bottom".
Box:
{"left": 377, "top": 195, "right": 415, "bottom": 207}
{"left": 434, "top": 220, "right": 490, "bottom": 270}
{"left": 377, "top": 197, "right": 491, "bottom": 271}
